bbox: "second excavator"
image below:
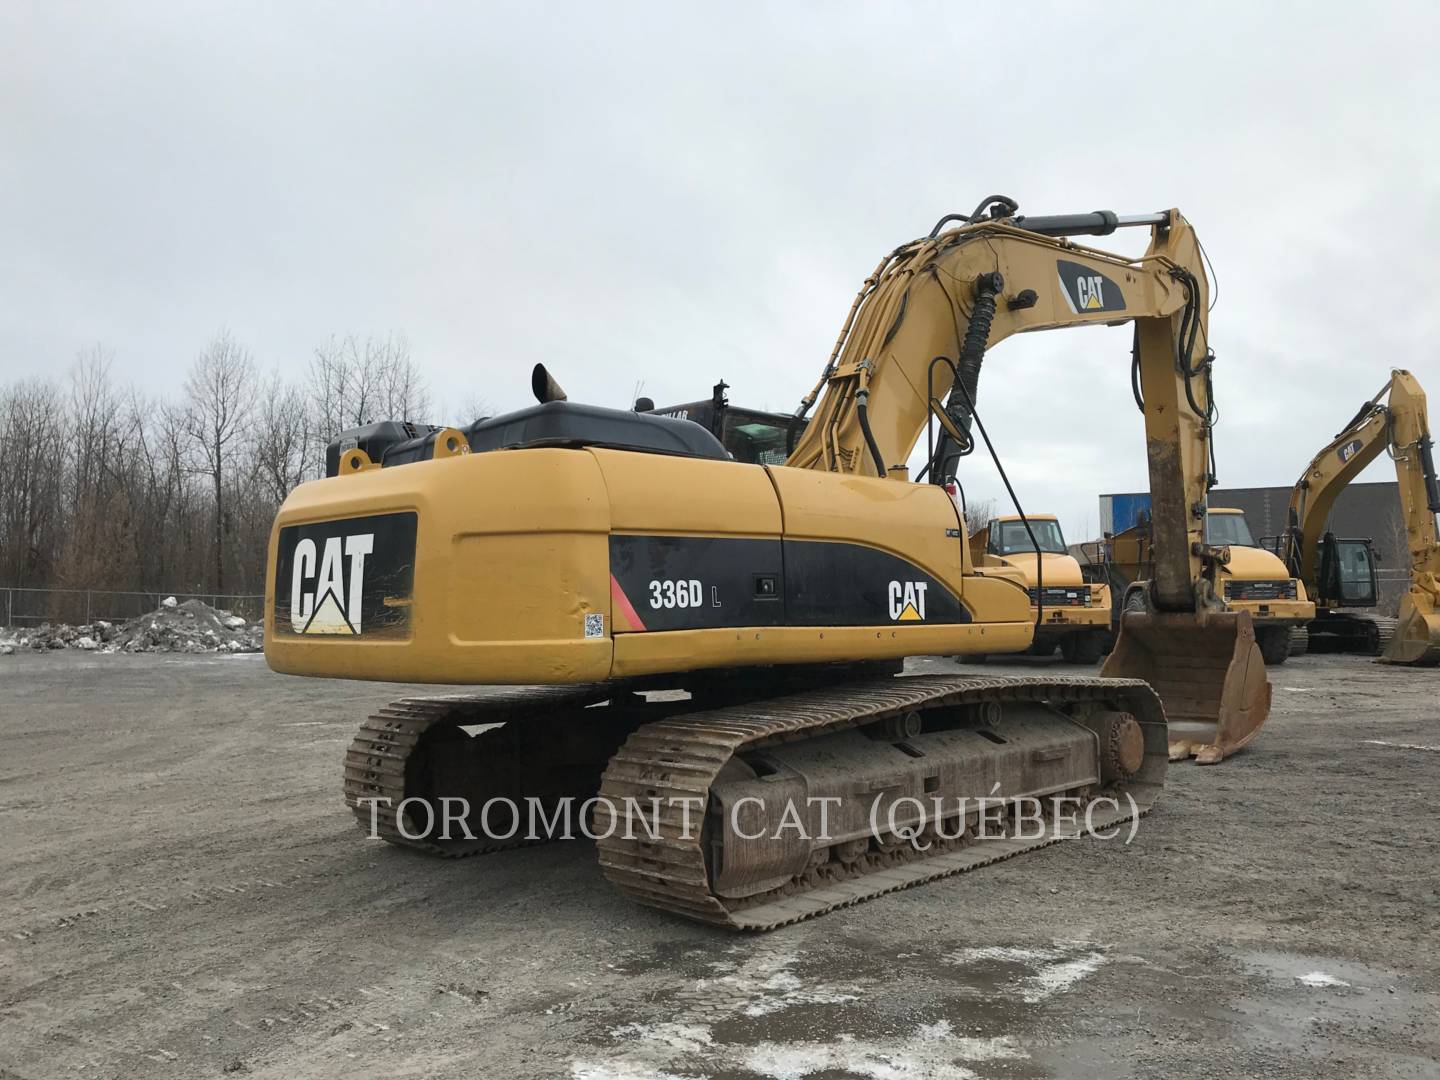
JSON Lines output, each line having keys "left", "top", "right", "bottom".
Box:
{"left": 265, "top": 197, "right": 1270, "bottom": 928}
{"left": 1275, "top": 369, "right": 1440, "bottom": 664}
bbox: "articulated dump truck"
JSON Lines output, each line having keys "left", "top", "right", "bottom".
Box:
{"left": 966, "top": 514, "right": 1111, "bottom": 663}
{"left": 266, "top": 199, "right": 1270, "bottom": 927}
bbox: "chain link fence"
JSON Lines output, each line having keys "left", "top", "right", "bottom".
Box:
{"left": 1, "top": 587, "right": 265, "bottom": 629}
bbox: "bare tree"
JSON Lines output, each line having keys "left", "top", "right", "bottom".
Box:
{"left": 183, "top": 332, "right": 258, "bottom": 592}
{"left": 0, "top": 379, "right": 66, "bottom": 587}
{"left": 253, "top": 373, "right": 311, "bottom": 505}
{"left": 451, "top": 393, "right": 493, "bottom": 428}
{"left": 305, "top": 333, "right": 432, "bottom": 464}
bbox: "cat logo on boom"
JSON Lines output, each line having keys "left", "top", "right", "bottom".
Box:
{"left": 1337, "top": 438, "right": 1364, "bottom": 464}
{"left": 291, "top": 533, "right": 374, "bottom": 634}
{"left": 1056, "top": 259, "right": 1127, "bottom": 315}
{"left": 888, "top": 580, "right": 928, "bottom": 622}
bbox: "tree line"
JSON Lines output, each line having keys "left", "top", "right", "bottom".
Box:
{"left": 0, "top": 332, "right": 470, "bottom": 603}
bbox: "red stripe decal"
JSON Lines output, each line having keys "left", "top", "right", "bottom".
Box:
{"left": 610, "top": 574, "right": 647, "bottom": 632}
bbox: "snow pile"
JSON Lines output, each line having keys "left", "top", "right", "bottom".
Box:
{"left": 1, "top": 598, "right": 264, "bottom": 655}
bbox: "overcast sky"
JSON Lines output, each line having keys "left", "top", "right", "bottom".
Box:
{"left": 4, "top": 2, "right": 1438, "bottom": 536}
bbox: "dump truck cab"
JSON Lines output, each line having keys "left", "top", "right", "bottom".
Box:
{"left": 1205, "top": 508, "right": 1314, "bottom": 662}
{"left": 969, "top": 514, "right": 1111, "bottom": 663}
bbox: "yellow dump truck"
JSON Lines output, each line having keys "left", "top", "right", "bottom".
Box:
{"left": 1094, "top": 507, "right": 1314, "bottom": 664}
{"left": 967, "top": 514, "right": 1111, "bottom": 663}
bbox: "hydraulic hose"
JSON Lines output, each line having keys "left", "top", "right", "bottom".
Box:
{"left": 855, "top": 388, "right": 887, "bottom": 477}
{"left": 930, "top": 272, "right": 1003, "bottom": 484}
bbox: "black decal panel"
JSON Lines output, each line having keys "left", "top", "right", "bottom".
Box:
{"left": 273, "top": 511, "right": 417, "bottom": 638}
{"left": 610, "top": 535, "right": 784, "bottom": 631}
{"left": 1056, "top": 259, "right": 1127, "bottom": 314}
{"left": 608, "top": 535, "right": 969, "bottom": 630}
{"left": 783, "top": 540, "right": 970, "bottom": 625}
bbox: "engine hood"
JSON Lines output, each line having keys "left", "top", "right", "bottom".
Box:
{"left": 993, "top": 551, "right": 1085, "bottom": 587}
{"left": 1220, "top": 545, "right": 1291, "bottom": 580}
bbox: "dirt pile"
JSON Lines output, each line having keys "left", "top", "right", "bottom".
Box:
{"left": 0, "top": 597, "right": 263, "bottom": 655}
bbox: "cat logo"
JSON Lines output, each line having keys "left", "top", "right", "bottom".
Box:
{"left": 888, "top": 580, "right": 928, "bottom": 622}
{"left": 1056, "top": 259, "right": 1126, "bottom": 315}
{"left": 291, "top": 533, "right": 374, "bottom": 634}
{"left": 1337, "top": 438, "right": 1364, "bottom": 464}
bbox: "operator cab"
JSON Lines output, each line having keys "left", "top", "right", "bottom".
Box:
{"left": 639, "top": 381, "right": 808, "bottom": 465}
{"left": 1318, "top": 533, "right": 1380, "bottom": 607}
{"left": 988, "top": 516, "right": 1068, "bottom": 557}
{"left": 1205, "top": 508, "right": 1258, "bottom": 548}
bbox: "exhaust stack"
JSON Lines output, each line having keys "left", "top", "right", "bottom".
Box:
{"left": 532, "top": 364, "right": 568, "bottom": 404}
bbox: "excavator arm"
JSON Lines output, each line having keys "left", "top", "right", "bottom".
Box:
{"left": 787, "top": 203, "right": 1269, "bottom": 761}
{"left": 1285, "top": 369, "right": 1440, "bottom": 664}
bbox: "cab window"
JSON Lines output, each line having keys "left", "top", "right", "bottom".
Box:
{"left": 990, "top": 519, "right": 1067, "bottom": 555}
{"left": 1205, "top": 512, "right": 1257, "bottom": 548}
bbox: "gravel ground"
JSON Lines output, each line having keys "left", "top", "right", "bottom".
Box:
{"left": 1, "top": 650, "right": 1437, "bottom": 1079}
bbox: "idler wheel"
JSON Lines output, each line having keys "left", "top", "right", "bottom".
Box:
{"left": 1097, "top": 711, "right": 1145, "bottom": 782}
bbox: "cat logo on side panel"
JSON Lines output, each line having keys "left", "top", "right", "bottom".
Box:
{"left": 888, "top": 581, "right": 928, "bottom": 622}
{"left": 291, "top": 533, "right": 374, "bottom": 634}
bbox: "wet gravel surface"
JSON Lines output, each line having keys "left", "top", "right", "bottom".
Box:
{"left": 1, "top": 651, "right": 1437, "bottom": 1079}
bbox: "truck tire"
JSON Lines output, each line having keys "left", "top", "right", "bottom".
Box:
{"left": 1060, "top": 631, "right": 1105, "bottom": 665}
{"left": 1256, "top": 625, "right": 1291, "bottom": 666}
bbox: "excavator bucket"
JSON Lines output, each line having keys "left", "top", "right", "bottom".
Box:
{"left": 1100, "top": 609, "right": 1271, "bottom": 765}
{"left": 1378, "top": 595, "right": 1440, "bottom": 666}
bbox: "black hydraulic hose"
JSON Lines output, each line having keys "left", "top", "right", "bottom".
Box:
{"left": 1129, "top": 324, "right": 1145, "bottom": 412}
{"left": 948, "top": 371, "right": 1045, "bottom": 630}
{"left": 855, "top": 388, "right": 887, "bottom": 477}
{"left": 927, "top": 195, "right": 1020, "bottom": 239}
{"left": 919, "top": 355, "right": 962, "bottom": 484}
{"left": 1420, "top": 433, "right": 1440, "bottom": 514}
{"left": 930, "top": 272, "right": 1003, "bottom": 484}
{"left": 954, "top": 273, "right": 1003, "bottom": 429}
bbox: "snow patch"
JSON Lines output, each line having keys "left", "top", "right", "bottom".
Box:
{"left": 1020, "top": 951, "right": 1108, "bottom": 1003}
{"left": 692, "top": 946, "right": 859, "bottom": 1018}
{"left": 1298, "top": 971, "right": 1350, "bottom": 988}
{"left": 570, "top": 1065, "right": 701, "bottom": 1080}
{"left": 1363, "top": 739, "right": 1440, "bottom": 753}
{"left": 609, "top": 1023, "right": 714, "bottom": 1056}
{"left": 742, "top": 1029, "right": 1025, "bottom": 1080}
{"left": 943, "top": 941, "right": 1109, "bottom": 1003}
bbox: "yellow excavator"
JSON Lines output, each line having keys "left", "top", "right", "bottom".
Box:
{"left": 265, "top": 197, "right": 1270, "bottom": 928}
{"left": 966, "top": 514, "right": 1111, "bottom": 663}
{"left": 1275, "top": 369, "right": 1440, "bottom": 664}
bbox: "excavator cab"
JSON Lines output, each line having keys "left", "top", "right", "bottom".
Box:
{"left": 1317, "top": 533, "right": 1379, "bottom": 608}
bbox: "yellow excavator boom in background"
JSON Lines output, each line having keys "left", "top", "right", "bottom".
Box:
{"left": 1278, "top": 369, "right": 1440, "bottom": 664}
{"left": 265, "top": 198, "right": 1269, "bottom": 927}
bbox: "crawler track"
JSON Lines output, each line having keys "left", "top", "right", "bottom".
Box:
{"left": 343, "top": 674, "right": 1167, "bottom": 927}
{"left": 343, "top": 684, "right": 628, "bottom": 856}
{"left": 595, "top": 674, "right": 1167, "bottom": 930}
